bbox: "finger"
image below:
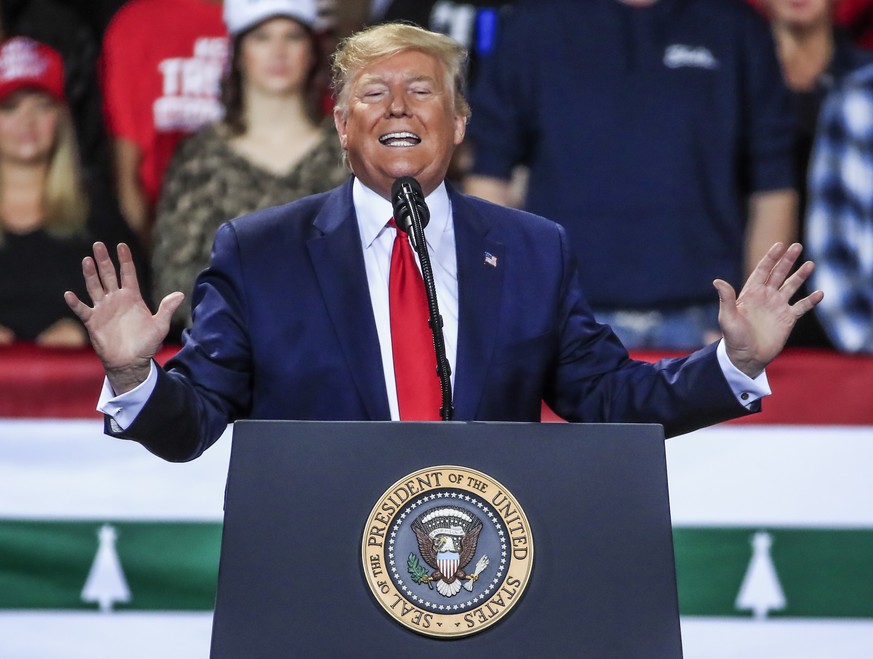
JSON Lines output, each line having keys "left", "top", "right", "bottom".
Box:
{"left": 116, "top": 243, "right": 141, "bottom": 293}
{"left": 63, "top": 290, "right": 92, "bottom": 322}
{"left": 766, "top": 242, "right": 803, "bottom": 288}
{"left": 791, "top": 289, "right": 824, "bottom": 318}
{"left": 81, "top": 254, "right": 106, "bottom": 303}
{"left": 154, "top": 291, "right": 185, "bottom": 325}
{"left": 778, "top": 259, "right": 815, "bottom": 299}
{"left": 745, "top": 242, "right": 787, "bottom": 289}
{"left": 93, "top": 241, "right": 120, "bottom": 293}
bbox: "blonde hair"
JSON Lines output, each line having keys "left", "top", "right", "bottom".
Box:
{"left": 331, "top": 22, "right": 471, "bottom": 122}
{"left": 41, "top": 106, "right": 89, "bottom": 236}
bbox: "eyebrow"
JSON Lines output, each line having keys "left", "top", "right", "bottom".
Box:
{"left": 357, "top": 73, "right": 438, "bottom": 88}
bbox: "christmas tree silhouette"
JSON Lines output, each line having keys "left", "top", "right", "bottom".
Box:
{"left": 81, "top": 524, "right": 132, "bottom": 612}
{"left": 735, "top": 530, "right": 786, "bottom": 620}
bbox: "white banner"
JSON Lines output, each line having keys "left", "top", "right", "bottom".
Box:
{"left": 1, "top": 421, "right": 871, "bottom": 658}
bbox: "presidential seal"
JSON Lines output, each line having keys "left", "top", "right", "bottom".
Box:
{"left": 362, "top": 465, "right": 533, "bottom": 638}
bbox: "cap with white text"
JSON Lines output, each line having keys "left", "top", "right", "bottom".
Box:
{"left": 0, "top": 37, "right": 65, "bottom": 104}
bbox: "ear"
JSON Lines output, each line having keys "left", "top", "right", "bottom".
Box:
{"left": 453, "top": 113, "right": 466, "bottom": 146}
{"left": 333, "top": 107, "right": 348, "bottom": 149}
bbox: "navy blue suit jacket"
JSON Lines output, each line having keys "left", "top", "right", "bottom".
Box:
{"left": 117, "top": 180, "right": 753, "bottom": 461}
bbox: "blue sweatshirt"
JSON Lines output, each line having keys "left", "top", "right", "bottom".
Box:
{"left": 468, "top": 0, "right": 794, "bottom": 309}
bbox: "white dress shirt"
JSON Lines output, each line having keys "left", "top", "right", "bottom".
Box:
{"left": 98, "top": 179, "right": 768, "bottom": 429}
{"left": 353, "top": 178, "right": 459, "bottom": 419}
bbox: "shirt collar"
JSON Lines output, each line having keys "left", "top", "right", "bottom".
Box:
{"left": 353, "top": 177, "right": 451, "bottom": 252}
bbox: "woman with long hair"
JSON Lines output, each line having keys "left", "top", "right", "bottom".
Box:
{"left": 151, "top": 0, "right": 349, "bottom": 340}
{"left": 0, "top": 36, "right": 139, "bottom": 347}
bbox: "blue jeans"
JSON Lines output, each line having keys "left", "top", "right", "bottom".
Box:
{"left": 592, "top": 303, "right": 721, "bottom": 350}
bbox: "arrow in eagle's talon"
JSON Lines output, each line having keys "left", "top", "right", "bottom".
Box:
{"left": 462, "top": 555, "right": 490, "bottom": 591}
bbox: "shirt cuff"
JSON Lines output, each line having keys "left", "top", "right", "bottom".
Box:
{"left": 96, "top": 361, "right": 159, "bottom": 431}
{"left": 716, "top": 339, "right": 771, "bottom": 409}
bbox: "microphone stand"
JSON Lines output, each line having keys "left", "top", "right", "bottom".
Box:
{"left": 393, "top": 179, "right": 454, "bottom": 421}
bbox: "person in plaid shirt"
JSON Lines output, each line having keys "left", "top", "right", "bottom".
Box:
{"left": 806, "top": 62, "right": 873, "bottom": 353}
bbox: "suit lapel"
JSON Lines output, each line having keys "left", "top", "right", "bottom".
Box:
{"left": 449, "top": 189, "right": 505, "bottom": 420}
{"left": 306, "top": 182, "right": 390, "bottom": 419}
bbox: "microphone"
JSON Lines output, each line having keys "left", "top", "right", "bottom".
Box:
{"left": 391, "top": 177, "right": 430, "bottom": 249}
{"left": 389, "top": 176, "right": 453, "bottom": 420}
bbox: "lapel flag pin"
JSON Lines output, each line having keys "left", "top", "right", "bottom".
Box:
{"left": 484, "top": 252, "right": 498, "bottom": 267}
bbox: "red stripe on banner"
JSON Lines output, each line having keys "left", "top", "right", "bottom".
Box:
{"left": 543, "top": 348, "right": 873, "bottom": 426}
{"left": 2, "top": 344, "right": 871, "bottom": 424}
{"left": 0, "top": 343, "right": 180, "bottom": 418}
{"left": 724, "top": 348, "right": 872, "bottom": 426}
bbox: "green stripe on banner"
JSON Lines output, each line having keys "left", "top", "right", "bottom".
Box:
{"left": 675, "top": 527, "right": 873, "bottom": 618}
{"left": 0, "top": 520, "right": 221, "bottom": 611}
{"left": 3, "top": 520, "right": 873, "bottom": 618}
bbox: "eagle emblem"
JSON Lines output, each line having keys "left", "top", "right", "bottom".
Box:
{"left": 408, "top": 505, "right": 490, "bottom": 597}
{"left": 363, "top": 465, "right": 534, "bottom": 637}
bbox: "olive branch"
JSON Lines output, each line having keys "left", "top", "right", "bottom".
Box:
{"left": 407, "top": 553, "right": 433, "bottom": 589}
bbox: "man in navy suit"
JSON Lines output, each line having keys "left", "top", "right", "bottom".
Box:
{"left": 65, "top": 23, "right": 822, "bottom": 462}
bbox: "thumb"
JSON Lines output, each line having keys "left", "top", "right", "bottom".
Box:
{"left": 155, "top": 291, "right": 185, "bottom": 324}
{"left": 713, "top": 278, "right": 737, "bottom": 310}
{"left": 63, "top": 290, "right": 90, "bottom": 321}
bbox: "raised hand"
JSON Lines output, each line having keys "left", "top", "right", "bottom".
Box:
{"left": 64, "top": 242, "right": 184, "bottom": 394}
{"left": 714, "top": 242, "right": 823, "bottom": 378}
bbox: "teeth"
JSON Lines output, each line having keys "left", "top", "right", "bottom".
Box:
{"left": 379, "top": 132, "right": 421, "bottom": 146}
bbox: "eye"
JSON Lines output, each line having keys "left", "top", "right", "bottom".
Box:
{"left": 360, "top": 87, "right": 387, "bottom": 101}
{"left": 410, "top": 86, "right": 433, "bottom": 98}
{"left": 282, "top": 30, "right": 308, "bottom": 43}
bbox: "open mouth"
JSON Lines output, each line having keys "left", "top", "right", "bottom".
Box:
{"left": 379, "top": 131, "right": 421, "bottom": 147}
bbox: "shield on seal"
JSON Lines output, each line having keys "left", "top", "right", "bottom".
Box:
{"left": 437, "top": 553, "right": 460, "bottom": 579}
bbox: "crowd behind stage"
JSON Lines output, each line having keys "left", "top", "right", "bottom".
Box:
{"left": 1, "top": 0, "right": 872, "bottom": 357}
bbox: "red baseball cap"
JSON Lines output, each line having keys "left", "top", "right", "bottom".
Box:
{"left": 0, "top": 37, "right": 65, "bottom": 104}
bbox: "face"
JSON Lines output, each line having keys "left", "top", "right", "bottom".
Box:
{"left": 0, "top": 90, "right": 60, "bottom": 166}
{"left": 238, "top": 17, "right": 315, "bottom": 96}
{"left": 334, "top": 49, "right": 466, "bottom": 199}
{"left": 764, "top": 0, "right": 832, "bottom": 28}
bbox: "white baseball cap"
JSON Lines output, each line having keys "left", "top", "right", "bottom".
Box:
{"left": 224, "top": 0, "right": 320, "bottom": 35}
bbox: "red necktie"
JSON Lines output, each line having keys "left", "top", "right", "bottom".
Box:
{"left": 388, "top": 219, "right": 441, "bottom": 420}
